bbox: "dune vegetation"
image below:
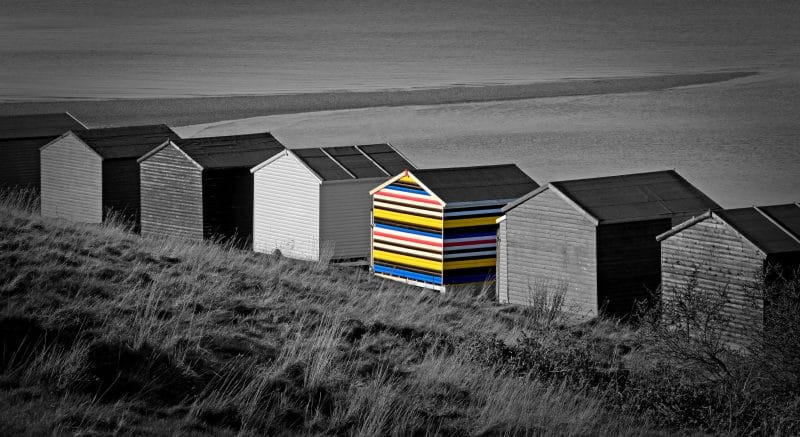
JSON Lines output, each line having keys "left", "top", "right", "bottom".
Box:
{"left": 0, "top": 188, "right": 798, "bottom": 436}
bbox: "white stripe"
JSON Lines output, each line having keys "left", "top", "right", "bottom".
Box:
{"left": 374, "top": 201, "right": 442, "bottom": 218}
{"left": 374, "top": 273, "right": 443, "bottom": 291}
{"left": 444, "top": 235, "right": 497, "bottom": 244}
{"left": 374, "top": 192, "right": 443, "bottom": 209}
{"left": 380, "top": 187, "right": 436, "bottom": 200}
{"left": 443, "top": 250, "right": 497, "bottom": 260}
{"left": 373, "top": 227, "right": 442, "bottom": 243}
{"left": 374, "top": 235, "right": 444, "bottom": 252}
{"left": 373, "top": 242, "right": 443, "bottom": 260}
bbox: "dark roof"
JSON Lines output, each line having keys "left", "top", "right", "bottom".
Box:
{"left": 759, "top": 204, "right": 800, "bottom": 240}
{"left": 0, "top": 112, "right": 86, "bottom": 139}
{"left": 412, "top": 164, "right": 538, "bottom": 203}
{"left": 74, "top": 124, "right": 179, "bottom": 159}
{"left": 549, "top": 170, "right": 720, "bottom": 224}
{"left": 176, "top": 132, "right": 285, "bottom": 169}
{"left": 717, "top": 205, "right": 800, "bottom": 255}
{"left": 293, "top": 144, "right": 413, "bottom": 181}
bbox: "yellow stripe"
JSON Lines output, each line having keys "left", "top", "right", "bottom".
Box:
{"left": 443, "top": 216, "right": 500, "bottom": 228}
{"left": 374, "top": 201, "right": 442, "bottom": 218}
{"left": 398, "top": 175, "right": 419, "bottom": 185}
{"left": 373, "top": 249, "right": 442, "bottom": 271}
{"left": 374, "top": 208, "right": 442, "bottom": 229}
{"left": 443, "top": 257, "right": 496, "bottom": 270}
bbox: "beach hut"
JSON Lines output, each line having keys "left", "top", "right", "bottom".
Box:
{"left": 251, "top": 144, "right": 415, "bottom": 261}
{"left": 0, "top": 112, "right": 87, "bottom": 188}
{"left": 496, "top": 170, "right": 721, "bottom": 317}
{"left": 138, "top": 132, "right": 285, "bottom": 245}
{"left": 370, "top": 165, "right": 539, "bottom": 291}
{"left": 657, "top": 203, "right": 800, "bottom": 342}
{"left": 40, "top": 124, "right": 178, "bottom": 226}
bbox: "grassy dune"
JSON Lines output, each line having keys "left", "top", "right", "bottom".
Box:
{"left": 0, "top": 189, "right": 797, "bottom": 436}
{"left": 0, "top": 72, "right": 757, "bottom": 128}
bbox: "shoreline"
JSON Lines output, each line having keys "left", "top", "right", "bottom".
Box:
{"left": 0, "top": 71, "right": 757, "bottom": 128}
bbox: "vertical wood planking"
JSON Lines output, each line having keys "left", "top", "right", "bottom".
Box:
{"left": 40, "top": 134, "right": 103, "bottom": 223}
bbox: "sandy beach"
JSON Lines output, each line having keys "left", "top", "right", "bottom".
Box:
{"left": 0, "top": 72, "right": 756, "bottom": 128}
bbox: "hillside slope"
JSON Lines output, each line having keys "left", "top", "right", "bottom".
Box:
{"left": 0, "top": 190, "right": 797, "bottom": 435}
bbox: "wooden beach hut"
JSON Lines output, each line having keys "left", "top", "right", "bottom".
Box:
{"left": 657, "top": 203, "right": 800, "bottom": 342}
{"left": 0, "top": 112, "right": 87, "bottom": 188}
{"left": 370, "top": 165, "right": 539, "bottom": 291}
{"left": 40, "top": 124, "right": 178, "bottom": 226}
{"left": 496, "top": 170, "right": 721, "bottom": 317}
{"left": 138, "top": 132, "right": 285, "bottom": 245}
{"left": 251, "top": 144, "right": 415, "bottom": 261}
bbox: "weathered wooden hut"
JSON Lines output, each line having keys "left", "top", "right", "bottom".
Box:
{"left": 251, "top": 144, "right": 415, "bottom": 261}
{"left": 496, "top": 170, "right": 721, "bottom": 317}
{"left": 40, "top": 124, "right": 178, "bottom": 226}
{"left": 138, "top": 133, "right": 285, "bottom": 245}
{"left": 370, "top": 165, "right": 538, "bottom": 291}
{"left": 657, "top": 203, "right": 800, "bottom": 342}
{"left": 0, "top": 112, "right": 87, "bottom": 188}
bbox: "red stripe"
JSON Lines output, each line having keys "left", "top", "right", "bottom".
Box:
{"left": 444, "top": 238, "right": 496, "bottom": 247}
{"left": 374, "top": 231, "right": 443, "bottom": 247}
{"left": 376, "top": 190, "right": 442, "bottom": 206}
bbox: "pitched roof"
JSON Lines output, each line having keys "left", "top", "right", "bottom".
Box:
{"left": 74, "top": 124, "right": 179, "bottom": 159}
{"left": 657, "top": 204, "right": 800, "bottom": 255}
{"left": 175, "top": 132, "right": 285, "bottom": 169}
{"left": 506, "top": 170, "right": 720, "bottom": 224}
{"left": 293, "top": 144, "right": 414, "bottom": 181}
{"left": 412, "top": 164, "right": 539, "bottom": 204}
{"left": 0, "top": 112, "right": 86, "bottom": 140}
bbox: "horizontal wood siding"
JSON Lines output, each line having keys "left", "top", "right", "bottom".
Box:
{"left": 40, "top": 134, "right": 102, "bottom": 222}
{"left": 597, "top": 219, "right": 672, "bottom": 317}
{"left": 496, "top": 219, "right": 508, "bottom": 303}
{"left": 102, "top": 158, "right": 141, "bottom": 229}
{"left": 661, "top": 216, "right": 765, "bottom": 343}
{"left": 202, "top": 168, "right": 254, "bottom": 247}
{"left": 253, "top": 153, "right": 320, "bottom": 260}
{"left": 505, "top": 189, "right": 597, "bottom": 314}
{"left": 140, "top": 144, "right": 203, "bottom": 240}
{"left": 0, "top": 137, "right": 54, "bottom": 188}
{"left": 320, "top": 179, "right": 379, "bottom": 260}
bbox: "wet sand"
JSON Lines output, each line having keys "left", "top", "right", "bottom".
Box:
{"left": 0, "top": 72, "right": 756, "bottom": 128}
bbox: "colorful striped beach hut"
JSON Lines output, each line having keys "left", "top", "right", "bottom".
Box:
{"left": 251, "top": 144, "right": 415, "bottom": 261}
{"left": 370, "top": 165, "right": 538, "bottom": 291}
{"left": 657, "top": 203, "right": 800, "bottom": 343}
{"left": 0, "top": 112, "right": 87, "bottom": 188}
{"left": 40, "top": 124, "right": 178, "bottom": 227}
{"left": 138, "top": 132, "right": 285, "bottom": 245}
{"left": 496, "top": 170, "right": 721, "bottom": 317}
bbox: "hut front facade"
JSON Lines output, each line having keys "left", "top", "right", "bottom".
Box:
{"left": 657, "top": 203, "right": 800, "bottom": 343}
{"left": 138, "top": 133, "right": 285, "bottom": 245}
{"left": 40, "top": 124, "right": 178, "bottom": 226}
{"left": 0, "top": 112, "right": 86, "bottom": 188}
{"left": 496, "top": 170, "right": 721, "bottom": 317}
{"left": 251, "top": 144, "right": 415, "bottom": 261}
{"left": 370, "top": 165, "right": 539, "bottom": 291}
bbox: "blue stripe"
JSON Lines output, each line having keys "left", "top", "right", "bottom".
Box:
{"left": 386, "top": 184, "right": 431, "bottom": 196}
{"left": 375, "top": 264, "right": 443, "bottom": 285}
{"left": 374, "top": 222, "right": 441, "bottom": 239}
{"left": 444, "top": 273, "right": 496, "bottom": 284}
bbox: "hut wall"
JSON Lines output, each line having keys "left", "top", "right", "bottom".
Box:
{"left": 102, "top": 158, "right": 140, "bottom": 228}
{"left": 496, "top": 219, "right": 509, "bottom": 302}
{"left": 661, "top": 215, "right": 764, "bottom": 342}
{"left": 139, "top": 144, "right": 204, "bottom": 240}
{"left": 371, "top": 176, "right": 444, "bottom": 287}
{"left": 252, "top": 153, "right": 320, "bottom": 260}
{"left": 503, "top": 189, "right": 597, "bottom": 314}
{"left": 202, "top": 168, "right": 253, "bottom": 246}
{"left": 597, "top": 219, "right": 671, "bottom": 317}
{"left": 40, "top": 135, "right": 102, "bottom": 223}
{"left": 442, "top": 203, "right": 504, "bottom": 285}
{"left": 320, "top": 178, "right": 381, "bottom": 260}
{"left": 0, "top": 137, "right": 53, "bottom": 188}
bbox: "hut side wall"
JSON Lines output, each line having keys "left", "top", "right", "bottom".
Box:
{"left": 442, "top": 203, "right": 504, "bottom": 285}
{"left": 40, "top": 135, "right": 102, "bottom": 223}
{"left": 102, "top": 158, "right": 140, "bottom": 228}
{"left": 320, "top": 179, "right": 380, "bottom": 260}
{"left": 597, "top": 219, "right": 671, "bottom": 317}
{"left": 496, "top": 219, "right": 508, "bottom": 303}
{"left": 504, "top": 189, "right": 597, "bottom": 314}
{"left": 253, "top": 153, "right": 320, "bottom": 260}
{"left": 661, "top": 215, "right": 764, "bottom": 342}
{"left": 140, "top": 145, "right": 204, "bottom": 240}
{"left": 0, "top": 137, "right": 53, "bottom": 188}
{"left": 202, "top": 168, "right": 253, "bottom": 247}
